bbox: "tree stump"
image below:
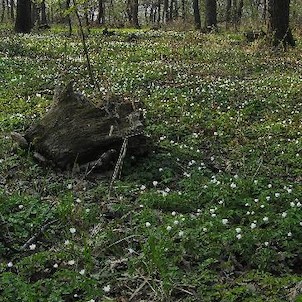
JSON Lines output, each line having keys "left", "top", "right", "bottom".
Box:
{"left": 19, "top": 82, "right": 149, "bottom": 170}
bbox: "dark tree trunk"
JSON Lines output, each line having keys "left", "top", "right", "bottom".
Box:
{"left": 15, "top": 0, "right": 32, "bottom": 33}
{"left": 225, "top": 0, "right": 231, "bottom": 29}
{"left": 31, "top": 2, "right": 38, "bottom": 26}
{"left": 169, "top": 0, "right": 173, "bottom": 21}
{"left": 236, "top": 0, "right": 243, "bottom": 26}
{"left": 127, "top": 0, "right": 132, "bottom": 23}
{"left": 97, "top": 0, "right": 104, "bottom": 24}
{"left": 1, "top": 0, "right": 5, "bottom": 22}
{"left": 268, "top": 0, "right": 295, "bottom": 47}
{"left": 262, "top": 0, "right": 267, "bottom": 21}
{"left": 131, "top": 0, "right": 139, "bottom": 28}
{"left": 163, "top": 0, "right": 169, "bottom": 22}
{"left": 205, "top": 0, "right": 217, "bottom": 31}
{"left": 19, "top": 83, "right": 149, "bottom": 170}
{"left": 41, "top": 0, "right": 47, "bottom": 24}
{"left": 6, "top": 0, "right": 8, "bottom": 19}
{"left": 157, "top": 0, "right": 161, "bottom": 23}
{"left": 181, "top": 0, "right": 186, "bottom": 21}
{"left": 174, "top": 0, "right": 179, "bottom": 18}
{"left": 9, "top": 0, "right": 14, "bottom": 19}
{"left": 66, "top": 0, "right": 72, "bottom": 36}
{"left": 149, "top": 5, "right": 154, "bottom": 23}
{"left": 193, "top": 0, "right": 201, "bottom": 29}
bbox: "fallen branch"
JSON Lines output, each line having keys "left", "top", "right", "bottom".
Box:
{"left": 108, "top": 137, "right": 128, "bottom": 197}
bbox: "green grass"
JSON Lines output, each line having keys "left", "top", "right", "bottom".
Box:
{"left": 0, "top": 26, "right": 301, "bottom": 301}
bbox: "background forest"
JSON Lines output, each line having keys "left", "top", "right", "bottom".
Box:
{"left": 0, "top": 0, "right": 302, "bottom": 301}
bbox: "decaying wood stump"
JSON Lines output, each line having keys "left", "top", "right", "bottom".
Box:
{"left": 17, "top": 82, "right": 149, "bottom": 170}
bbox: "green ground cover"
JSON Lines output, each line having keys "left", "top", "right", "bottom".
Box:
{"left": 0, "top": 27, "right": 301, "bottom": 301}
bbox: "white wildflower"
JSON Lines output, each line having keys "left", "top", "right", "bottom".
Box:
{"left": 178, "top": 231, "right": 184, "bottom": 237}
{"left": 29, "top": 244, "right": 36, "bottom": 250}
{"left": 235, "top": 227, "right": 242, "bottom": 233}
{"left": 222, "top": 219, "right": 228, "bottom": 225}
{"left": 103, "top": 285, "right": 111, "bottom": 292}
{"left": 251, "top": 223, "right": 257, "bottom": 229}
{"left": 7, "top": 262, "right": 13, "bottom": 268}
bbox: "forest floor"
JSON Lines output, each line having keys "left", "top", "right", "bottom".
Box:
{"left": 0, "top": 26, "right": 301, "bottom": 302}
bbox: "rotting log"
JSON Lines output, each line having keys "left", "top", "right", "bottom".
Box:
{"left": 15, "top": 82, "right": 150, "bottom": 170}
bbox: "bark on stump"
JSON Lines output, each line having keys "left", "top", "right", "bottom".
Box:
{"left": 22, "top": 82, "right": 149, "bottom": 170}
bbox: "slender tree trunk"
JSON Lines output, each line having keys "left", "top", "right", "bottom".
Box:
{"left": 193, "top": 0, "right": 201, "bottom": 29}
{"left": 262, "top": 0, "right": 267, "bottom": 21}
{"left": 41, "top": 0, "right": 47, "bottom": 24}
{"left": 10, "top": 0, "right": 14, "bottom": 19}
{"left": 149, "top": 5, "right": 153, "bottom": 22}
{"left": 127, "top": 0, "right": 132, "bottom": 23}
{"left": 268, "top": 0, "right": 295, "bottom": 47}
{"left": 174, "top": 0, "right": 179, "bottom": 18}
{"left": 181, "top": 0, "right": 186, "bottom": 21}
{"left": 205, "top": 0, "right": 217, "bottom": 31}
{"left": 225, "top": 0, "right": 232, "bottom": 28}
{"left": 144, "top": 4, "right": 147, "bottom": 23}
{"left": 15, "top": 0, "right": 32, "bottom": 33}
{"left": 97, "top": 0, "right": 104, "bottom": 24}
{"left": 157, "top": 0, "right": 161, "bottom": 23}
{"left": 131, "top": 0, "right": 139, "bottom": 28}
{"left": 1, "top": 0, "right": 5, "bottom": 22}
{"left": 163, "top": 0, "right": 169, "bottom": 22}
{"left": 6, "top": 0, "right": 8, "bottom": 19}
{"left": 236, "top": 0, "right": 243, "bottom": 26}
{"left": 169, "top": 0, "right": 173, "bottom": 21}
{"left": 66, "top": 0, "right": 72, "bottom": 36}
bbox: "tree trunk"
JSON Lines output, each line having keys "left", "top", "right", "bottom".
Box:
{"left": 41, "top": 0, "right": 47, "bottom": 24}
{"left": 131, "top": 0, "right": 139, "bottom": 28}
{"left": 5, "top": 0, "right": 8, "bottom": 19}
{"left": 262, "top": 0, "right": 267, "bottom": 21}
{"left": 225, "top": 0, "right": 231, "bottom": 28}
{"left": 20, "top": 83, "right": 149, "bottom": 170}
{"left": 31, "top": 2, "right": 38, "bottom": 26}
{"left": 15, "top": 0, "right": 32, "bottom": 33}
{"left": 181, "top": 0, "right": 186, "bottom": 21}
{"left": 127, "top": 0, "right": 132, "bottom": 23}
{"left": 169, "top": 0, "right": 173, "bottom": 21}
{"left": 236, "top": 0, "right": 243, "bottom": 27}
{"left": 193, "top": 0, "right": 201, "bottom": 29}
{"left": 10, "top": 0, "right": 14, "bottom": 19}
{"left": 66, "top": 0, "right": 72, "bottom": 36}
{"left": 1, "top": 0, "right": 5, "bottom": 22}
{"left": 157, "top": 0, "right": 161, "bottom": 23}
{"left": 163, "top": 0, "right": 169, "bottom": 22}
{"left": 97, "top": 0, "right": 104, "bottom": 24}
{"left": 268, "top": 0, "right": 295, "bottom": 47}
{"left": 205, "top": 0, "right": 217, "bottom": 31}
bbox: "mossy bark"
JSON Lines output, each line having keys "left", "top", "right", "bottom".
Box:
{"left": 24, "top": 83, "right": 149, "bottom": 169}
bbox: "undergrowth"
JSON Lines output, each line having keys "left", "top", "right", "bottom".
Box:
{"left": 0, "top": 26, "right": 301, "bottom": 301}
